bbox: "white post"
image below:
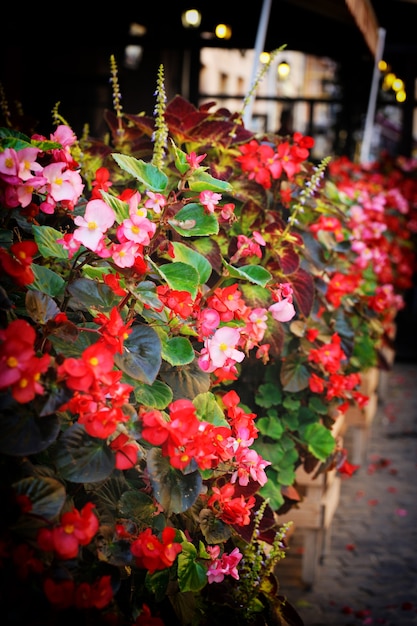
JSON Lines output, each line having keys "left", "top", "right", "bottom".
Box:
{"left": 242, "top": 0, "right": 272, "bottom": 129}
{"left": 359, "top": 27, "right": 386, "bottom": 163}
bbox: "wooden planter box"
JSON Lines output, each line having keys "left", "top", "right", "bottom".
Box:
{"left": 343, "top": 367, "right": 379, "bottom": 465}
{"left": 277, "top": 411, "right": 345, "bottom": 586}
{"left": 377, "top": 322, "right": 397, "bottom": 402}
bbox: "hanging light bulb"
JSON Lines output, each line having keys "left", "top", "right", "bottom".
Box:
{"left": 277, "top": 60, "right": 290, "bottom": 80}
{"left": 181, "top": 9, "right": 202, "bottom": 28}
{"left": 215, "top": 23, "right": 232, "bottom": 39}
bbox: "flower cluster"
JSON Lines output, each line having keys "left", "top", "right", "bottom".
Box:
{"left": 0, "top": 58, "right": 416, "bottom": 626}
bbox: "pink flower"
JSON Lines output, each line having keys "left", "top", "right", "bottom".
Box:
{"left": 16, "top": 147, "right": 43, "bottom": 181}
{"left": 42, "top": 162, "right": 84, "bottom": 204}
{"left": 144, "top": 191, "right": 166, "bottom": 214}
{"left": 206, "top": 547, "right": 243, "bottom": 584}
{"left": 202, "top": 327, "right": 244, "bottom": 371}
{"left": 268, "top": 298, "right": 296, "bottom": 322}
{"left": 199, "top": 190, "right": 222, "bottom": 213}
{"left": 73, "top": 199, "right": 116, "bottom": 251}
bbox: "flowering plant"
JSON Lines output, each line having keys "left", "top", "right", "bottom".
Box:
{"left": 0, "top": 57, "right": 415, "bottom": 626}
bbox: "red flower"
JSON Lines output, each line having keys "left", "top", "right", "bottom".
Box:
{"left": 131, "top": 527, "right": 182, "bottom": 574}
{"left": 37, "top": 502, "right": 99, "bottom": 560}
{"left": 0, "top": 241, "right": 38, "bottom": 286}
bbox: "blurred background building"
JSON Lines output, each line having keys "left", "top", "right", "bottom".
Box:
{"left": 1, "top": 1, "right": 416, "bottom": 160}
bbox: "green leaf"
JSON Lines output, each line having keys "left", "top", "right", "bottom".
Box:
{"left": 255, "top": 382, "right": 282, "bottom": 409}
{"left": 177, "top": 541, "right": 209, "bottom": 592}
{"left": 162, "top": 336, "right": 195, "bottom": 366}
{"left": 54, "top": 423, "right": 114, "bottom": 482}
{"left": 0, "top": 396, "right": 60, "bottom": 456}
{"left": 99, "top": 191, "right": 130, "bottom": 223}
{"left": 171, "top": 241, "right": 212, "bottom": 285}
{"left": 29, "top": 265, "right": 66, "bottom": 297}
{"left": 67, "top": 277, "right": 119, "bottom": 312}
{"left": 187, "top": 171, "right": 233, "bottom": 193}
{"left": 133, "top": 378, "right": 173, "bottom": 409}
{"left": 151, "top": 260, "right": 199, "bottom": 299}
{"left": 114, "top": 325, "right": 162, "bottom": 385}
{"left": 25, "top": 290, "right": 60, "bottom": 323}
{"left": 255, "top": 415, "right": 284, "bottom": 439}
{"left": 13, "top": 477, "right": 66, "bottom": 520}
{"left": 118, "top": 490, "right": 157, "bottom": 525}
{"left": 223, "top": 261, "right": 272, "bottom": 287}
{"left": 159, "top": 360, "right": 211, "bottom": 401}
{"left": 49, "top": 322, "right": 97, "bottom": 357}
{"left": 193, "top": 392, "right": 228, "bottom": 426}
{"left": 146, "top": 448, "right": 202, "bottom": 515}
{"left": 111, "top": 153, "right": 168, "bottom": 192}
{"left": 32, "top": 225, "right": 70, "bottom": 259}
{"left": 302, "top": 422, "right": 336, "bottom": 461}
{"left": 258, "top": 471, "right": 285, "bottom": 510}
{"left": 280, "top": 358, "right": 310, "bottom": 392}
{"left": 308, "top": 395, "right": 329, "bottom": 415}
{"left": 169, "top": 203, "right": 219, "bottom": 237}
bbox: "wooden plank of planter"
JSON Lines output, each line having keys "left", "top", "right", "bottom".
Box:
{"left": 359, "top": 366, "right": 380, "bottom": 396}
{"left": 343, "top": 391, "right": 378, "bottom": 464}
{"left": 278, "top": 475, "right": 342, "bottom": 586}
{"left": 275, "top": 413, "right": 344, "bottom": 586}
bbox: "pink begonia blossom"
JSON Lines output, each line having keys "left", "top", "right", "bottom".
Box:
{"left": 73, "top": 199, "right": 116, "bottom": 251}
{"left": 50, "top": 125, "right": 78, "bottom": 165}
{"left": 144, "top": 191, "right": 166, "bottom": 214}
{"left": 126, "top": 191, "right": 146, "bottom": 219}
{"left": 197, "top": 308, "right": 220, "bottom": 338}
{"left": 199, "top": 190, "right": 222, "bottom": 213}
{"left": 16, "top": 176, "right": 47, "bottom": 208}
{"left": 206, "top": 547, "right": 242, "bottom": 584}
{"left": 231, "top": 448, "right": 271, "bottom": 487}
{"left": 16, "top": 147, "right": 43, "bottom": 181}
{"left": 268, "top": 298, "right": 296, "bottom": 322}
{"left": 246, "top": 308, "right": 268, "bottom": 344}
{"left": 56, "top": 233, "right": 82, "bottom": 258}
{"left": 0, "top": 148, "right": 20, "bottom": 184}
{"left": 201, "top": 326, "right": 244, "bottom": 372}
{"left": 117, "top": 214, "right": 156, "bottom": 245}
{"left": 42, "top": 162, "right": 84, "bottom": 204}
{"left": 110, "top": 241, "right": 141, "bottom": 268}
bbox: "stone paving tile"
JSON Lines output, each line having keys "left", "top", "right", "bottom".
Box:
{"left": 277, "top": 361, "right": 417, "bottom": 625}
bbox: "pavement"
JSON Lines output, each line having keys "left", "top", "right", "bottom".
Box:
{"left": 276, "top": 359, "right": 417, "bottom": 626}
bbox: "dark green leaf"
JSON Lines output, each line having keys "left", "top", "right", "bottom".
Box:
{"left": 0, "top": 396, "right": 59, "bottom": 456}
{"left": 159, "top": 360, "right": 211, "bottom": 401}
{"left": 147, "top": 448, "right": 202, "bottom": 515}
{"left": 25, "top": 290, "right": 60, "bottom": 324}
{"left": 280, "top": 358, "right": 310, "bottom": 392}
{"left": 114, "top": 325, "right": 162, "bottom": 384}
{"left": 54, "top": 423, "right": 114, "bottom": 482}
{"left": 67, "top": 277, "right": 119, "bottom": 312}
{"left": 118, "top": 490, "right": 157, "bottom": 524}
{"left": 13, "top": 477, "right": 66, "bottom": 520}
